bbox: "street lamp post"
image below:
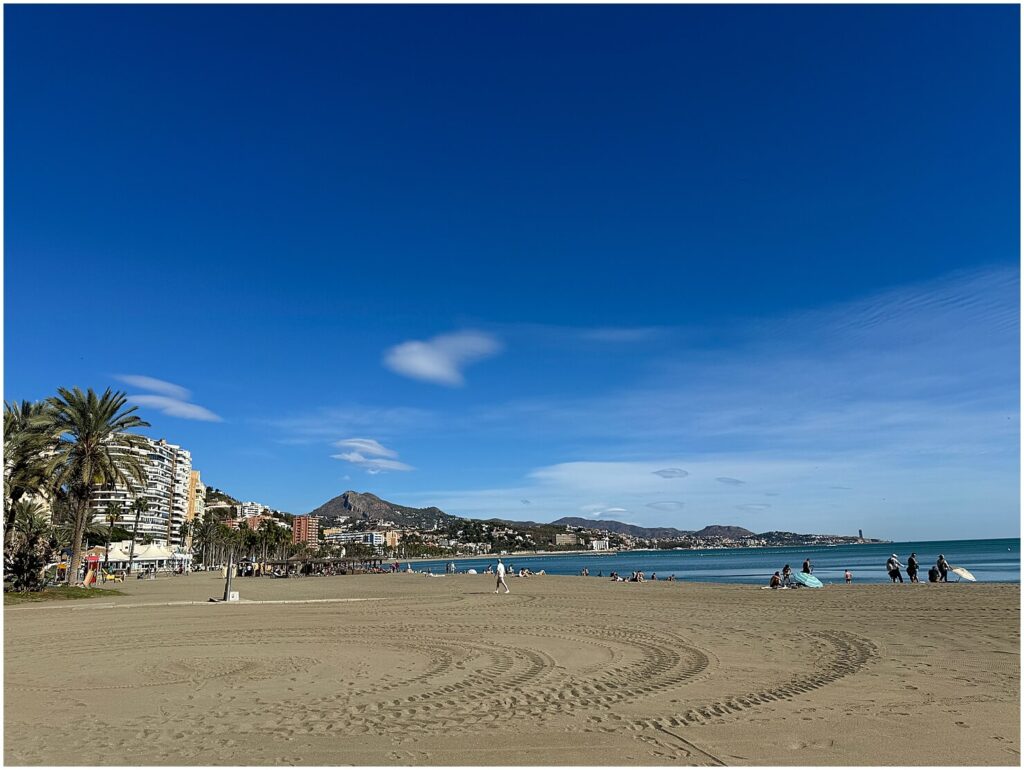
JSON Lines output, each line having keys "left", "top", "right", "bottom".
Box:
{"left": 222, "top": 546, "right": 234, "bottom": 601}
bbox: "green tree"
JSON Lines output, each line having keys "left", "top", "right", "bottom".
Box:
{"left": 44, "top": 388, "right": 150, "bottom": 583}
{"left": 4, "top": 499, "right": 57, "bottom": 592}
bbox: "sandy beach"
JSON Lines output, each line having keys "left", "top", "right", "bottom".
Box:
{"left": 4, "top": 573, "right": 1019, "bottom": 766}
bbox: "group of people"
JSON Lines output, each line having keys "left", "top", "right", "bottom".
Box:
{"left": 767, "top": 553, "right": 955, "bottom": 587}
{"left": 607, "top": 571, "right": 676, "bottom": 582}
{"left": 886, "top": 553, "right": 951, "bottom": 583}
{"left": 768, "top": 559, "right": 813, "bottom": 588}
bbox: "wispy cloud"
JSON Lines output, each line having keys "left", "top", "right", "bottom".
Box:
{"left": 116, "top": 375, "right": 222, "bottom": 422}
{"left": 647, "top": 501, "right": 685, "bottom": 511}
{"left": 266, "top": 406, "right": 436, "bottom": 443}
{"left": 334, "top": 438, "right": 398, "bottom": 458}
{"left": 128, "top": 395, "right": 222, "bottom": 422}
{"left": 652, "top": 468, "right": 689, "bottom": 478}
{"left": 577, "top": 327, "right": 665, "bottom": 343}
{"left": 399, "top": 266, "right": 1019, "bottom": 539}
{"left": 115, "top": 374, "right": 190, "bottom": 400}
{"left": 716, "top": 477, "right": 744, "bottom": 486}
{"left": 331, "top": 438, "right": 413, "bottom": 474}
{"left": 383, "top": 330, "right": 502, "bottom": 386}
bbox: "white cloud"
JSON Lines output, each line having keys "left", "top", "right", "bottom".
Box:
{"left": 331, "top": 438, "right": 413, "bottom": 473}
{"left": 383, "top": 330, "right": 502, "bottom": 386}
{"left": 334, "top": 438, "right": 398, "bottom": 458}
{"left": 124, "top": 377, "right": 223, "bottom": 423}
{"left": 115, "top": 374, "right": 190, "bottom": 400}
{"left": 716, "top": 477, "right": 744, "bottom": 486}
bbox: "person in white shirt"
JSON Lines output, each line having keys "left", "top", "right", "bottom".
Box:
{"left": 494, "top": 559, "right": 510, "bottom": 594}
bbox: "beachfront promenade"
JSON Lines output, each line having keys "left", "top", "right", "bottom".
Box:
{"left": 5, "top": 573, "right": 1019, "bottom": 765}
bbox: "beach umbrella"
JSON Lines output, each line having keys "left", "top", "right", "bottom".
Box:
{"left": 951, "top": 566, "right": 976, "bottom": 582}
{"left": 793, "top": 572, "right": 823, "bottom": 588}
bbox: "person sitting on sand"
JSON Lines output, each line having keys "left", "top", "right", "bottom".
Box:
{"left": 650, "top": 572, "right": 657, "bottom": 581}
{"left": 769, "top": 571, "right": 782, "bottom": 589}
{"left": 928, "top": 565, "right": 940, "bottom": 583}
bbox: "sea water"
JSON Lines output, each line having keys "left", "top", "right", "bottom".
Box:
{"left": 410, "top": 537, "right": 1020, "bottom": 584}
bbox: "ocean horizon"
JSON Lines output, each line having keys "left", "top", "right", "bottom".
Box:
{"left": 407, "top": 536, "right": 1020, "bottom": 584}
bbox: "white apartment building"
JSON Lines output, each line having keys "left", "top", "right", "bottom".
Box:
{"left": 90, "top": 437, "right": 195, "bottom": 547}
{"left": 325, "top": 531, "right": 385, "bottom": 547}
{"left": 590, "top": 539, "right": 610, "bottom": 551}
{"left": 239, "top": 501, "right": 268, "bottom": 518}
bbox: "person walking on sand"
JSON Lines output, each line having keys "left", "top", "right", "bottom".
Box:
{"left": 936, "top": 554, "right": 950, "bottom": 582}
{"left": 906, "top": 553, "right": 920, "bottom": 583}
{"left": 494, "top": 559, "right": 510, "bottom": 594}
{"left": 886, "top": 554, "right": 904, "bottom": 583}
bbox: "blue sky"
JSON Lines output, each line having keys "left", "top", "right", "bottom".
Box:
{"left": 5, "top": 5, "right": 1019, "bottom": 540}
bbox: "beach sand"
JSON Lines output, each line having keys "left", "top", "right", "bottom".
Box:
{"left": 4, "top": 574, "right": 1019, "bottom": 765}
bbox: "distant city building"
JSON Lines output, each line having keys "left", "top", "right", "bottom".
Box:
{"left": 325, "top": 531, "right": 384, "bottom": 546}
{"left": 383, "top": 530, "right": 402, "bottom": 548}
{"left": 90, "top": 437, "right": 194, "bottom": 546}
{"left": 554, "top": 533, "right": 578, "bottom": 547}
{"left": 239, "top": 501, "right": 269, "bottom": 518}
{"left": 590, "top": 538, "right": 610, "bottom": 551}
{"left": 291, "top": 515, "right": 319, "bottom": 545}
{"left": 227, "top": 514, "right": 276, "bottom": 532}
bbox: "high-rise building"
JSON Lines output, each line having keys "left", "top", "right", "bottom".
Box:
{"left": 291, "top": 515, "right": 319, "bottom": 545}
{"left": 184, "top": 470, "right": 206, "bottom": 550}
{"left": 90, "top": 437, "right": 195, "bottom": 547}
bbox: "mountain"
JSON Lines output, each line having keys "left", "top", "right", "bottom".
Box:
{"left": 692, "top": 525, "right": 756, "bottom": 539}
{"left": 307, "top": 491, "right": 458, "bottom": 529}
{"left": 551, "top": 517, "right": 693, "bottom": 539}
{"left": 302, "top": 491, "right": 858, "bottom": 544}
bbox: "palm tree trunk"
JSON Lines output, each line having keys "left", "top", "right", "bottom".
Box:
{"left": 127, "top": 509, "right": 141, "bottom": 575}
{"left": 66, "top": 497, "right": 89, "bottom": 585}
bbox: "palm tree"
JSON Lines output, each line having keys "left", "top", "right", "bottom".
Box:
{"left": 193, "top": 513, "right": 219, "bottom": 568}
{"left": 104, "top": 502, "right": 124, "bottom": 568}
{"left": 3, "top": 400, "right": 56, "bottom": 546}
{"left": 44, "top": 388, "right": 150, "bottom": 584}
{"left": 6, "top": 498, "right": 56, "bottom": 591}
{"left": 127, "top": 496, "right": 148, "bottom": 575}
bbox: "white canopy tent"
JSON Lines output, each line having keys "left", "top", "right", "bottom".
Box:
{"left": 88, "top": 541, "right": 193, "bottom": 572}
